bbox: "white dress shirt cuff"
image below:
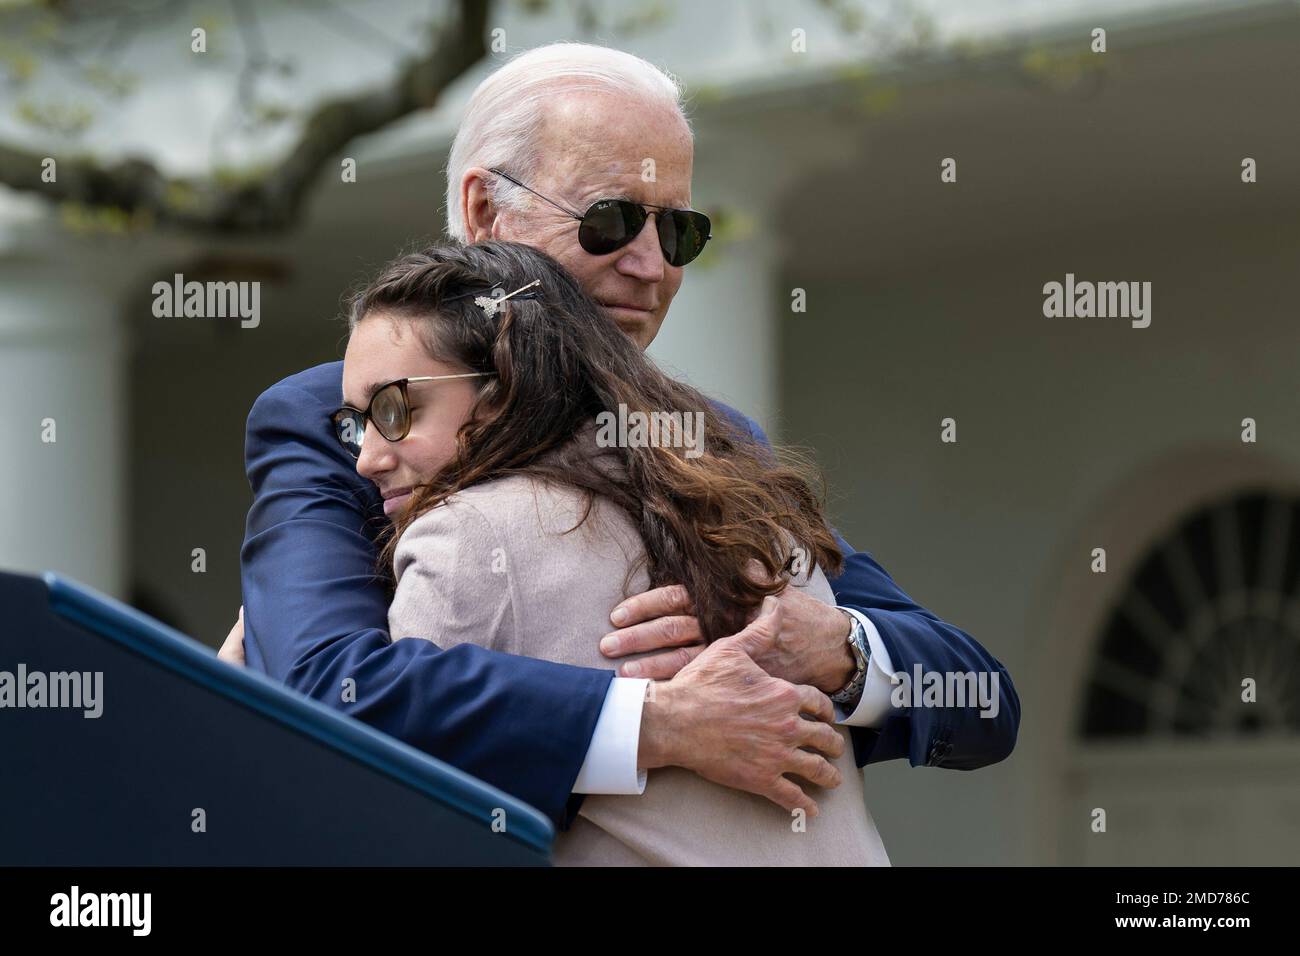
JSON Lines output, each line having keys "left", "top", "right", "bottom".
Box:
{"left": 570, "top": 677, "right": 650, "bottom": 794}
{"left": 833, "top": 607, "right": 898, "bottom": 728}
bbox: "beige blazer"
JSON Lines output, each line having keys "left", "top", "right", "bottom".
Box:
{"left": 388, "top": 457, "right": 890, "bottom": 867}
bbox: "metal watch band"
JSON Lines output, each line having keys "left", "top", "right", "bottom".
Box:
{"left": 830, "top": 611, "right": 871, "bottom": 705}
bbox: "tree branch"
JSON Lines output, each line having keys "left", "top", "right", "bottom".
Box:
{"left": 0, "top": 0, "right": 490, "bottom": 234}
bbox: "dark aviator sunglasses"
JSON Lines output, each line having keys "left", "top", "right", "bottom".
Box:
{"left": 488, "top": 167, "right": 712, "bottom": 267}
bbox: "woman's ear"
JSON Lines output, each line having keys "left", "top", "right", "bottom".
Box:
{"left": 466, "top": 380, "right": 507, "bottom": 428}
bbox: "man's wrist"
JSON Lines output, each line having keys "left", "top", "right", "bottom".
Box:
{"left": 636, "top": 680, "right": 679, "bottom": 771}
{"left": 817, "top": 608, "right": 858, "bottom": 694}
{"left": 829, "top": 608, "right": 873, "bottom": 709}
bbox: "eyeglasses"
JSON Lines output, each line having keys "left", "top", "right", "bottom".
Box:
{"left": 488, "top": 167, "right": 712, "bottom": 267}
{"left": 331, "top": 373, "right": 494, "bottom": 459}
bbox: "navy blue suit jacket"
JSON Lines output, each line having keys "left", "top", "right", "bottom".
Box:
{"left": 240, "top": 361, "right": 1019, "bottom": 827}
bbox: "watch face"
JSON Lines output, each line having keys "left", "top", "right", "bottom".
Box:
{"left": 848, "top": 620, "right": 869, "bottom": 669}
{"left": 832, "top": 619, "right": 870, "bottom": 704}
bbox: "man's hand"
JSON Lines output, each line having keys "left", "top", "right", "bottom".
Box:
{"left": 218, "top": 607, "right": 246, "bottom": 666}
{"left": 637, "top": 596, "right": 846, "bottom": 818}
{"left": 601, "top": 578, "right": 856, "bottom": 695}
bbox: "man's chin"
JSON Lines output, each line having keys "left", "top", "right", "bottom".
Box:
{"left": 606, "top": 307, "right": 659, "bottom": 348}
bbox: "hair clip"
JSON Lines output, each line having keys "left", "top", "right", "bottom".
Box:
{"left": 472, "top": 279, "right": 542, "bottom": 318}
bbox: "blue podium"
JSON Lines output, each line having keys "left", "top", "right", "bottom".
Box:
{"left": 0, "top": 570, "right": 553, "bottom": 865}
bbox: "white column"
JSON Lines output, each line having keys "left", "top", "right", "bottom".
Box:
{"left": 650, "top": 221, "right": 781, "bottom": 436}
{"left": 0, "top": 222, "right": 131, "bottom": 599}
{"left": 647, "top": 104, "right": 858, "bottom": 439}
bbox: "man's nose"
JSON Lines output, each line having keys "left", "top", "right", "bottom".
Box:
{"left": 615, "top": 212, "right": 667, "bottom": 282}
{"left": 355, "top": 426, "right": 396, "bottom": 480}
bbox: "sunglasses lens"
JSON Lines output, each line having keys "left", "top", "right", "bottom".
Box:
{"left": 333, "top": 410, "right": 365, "bottom": 458}
{"left": 660, "top": 210, "right": 711, "bottom": 266}
{"left": 579, "top": 198, "right": 712, "bottom": 266}
{"left": 579, "top": 200, "right": 645, "bottom": 256}
{"left": 370, "top": 383, "right": 408, "bottom": 441}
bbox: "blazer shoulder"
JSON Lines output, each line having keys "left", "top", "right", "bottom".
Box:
{"left": 709, "top": 399, "right": 771, "bottom": 448}
{"left": 394, "top": 492, "right": 505, "bottom": 579}
{"left": 388, "top": 493, "right": 518, "bottom": 648}
{"left": 250, "top": 361, "right": 344, "bottom": 419}
{"left": 444, "top": 473, "right": 590, "bottom": 528}
{"left": 243, "top": 360, "right": 377, "bottom": 509}
{"left": 395, "top": 474, "right": 626, "bottom": 580}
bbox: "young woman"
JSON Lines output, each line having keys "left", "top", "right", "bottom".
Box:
{"left": 332, "top": 239, "right": 890, "bottom": 866}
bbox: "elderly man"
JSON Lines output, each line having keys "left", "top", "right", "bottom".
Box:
{"left": 227, "top": 42, "right": 1019, "bottom": 832}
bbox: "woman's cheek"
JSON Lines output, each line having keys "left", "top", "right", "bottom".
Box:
{"left": 411, "top": 430, "right": 460, "bottom": 476}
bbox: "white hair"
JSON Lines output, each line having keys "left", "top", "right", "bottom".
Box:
{"left": 443, "top": 42, "right": 690, "bottom": 241}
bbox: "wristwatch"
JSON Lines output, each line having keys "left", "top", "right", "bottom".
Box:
{"left": 830, "top": 609, "right": 872, "bottom": 706}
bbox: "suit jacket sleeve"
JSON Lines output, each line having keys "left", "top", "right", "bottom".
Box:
{"left": 715, "top": 402, "right": 1020, "bottom": 772}
{"left": 238, "top": 373, "right": 613, "bottom": 827}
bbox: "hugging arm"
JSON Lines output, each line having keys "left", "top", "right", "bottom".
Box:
{"left": 239, "top": 368, "right": 616, "bottom": 826}
{"left": 826, "top": 534, "right": 1021, "bottom": 770}
{"left": 727, "top": 406, "right": 1020, "bottom": 771}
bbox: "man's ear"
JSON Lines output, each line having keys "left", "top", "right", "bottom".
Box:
{"left": 461, "top": 167, "right": 499, "bottom": 242}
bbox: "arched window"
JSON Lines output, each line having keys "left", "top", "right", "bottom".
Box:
{"left": 1080, "top": 489, "right": 1300, "bottom": 739}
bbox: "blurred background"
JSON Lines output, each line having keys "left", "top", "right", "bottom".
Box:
{"left": 2, "top": 0, "right": 1298, "bottom": 865}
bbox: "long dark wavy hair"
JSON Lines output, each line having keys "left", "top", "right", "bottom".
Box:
{"left": 346, "top": 239, "right": 843, "bottom": 643}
